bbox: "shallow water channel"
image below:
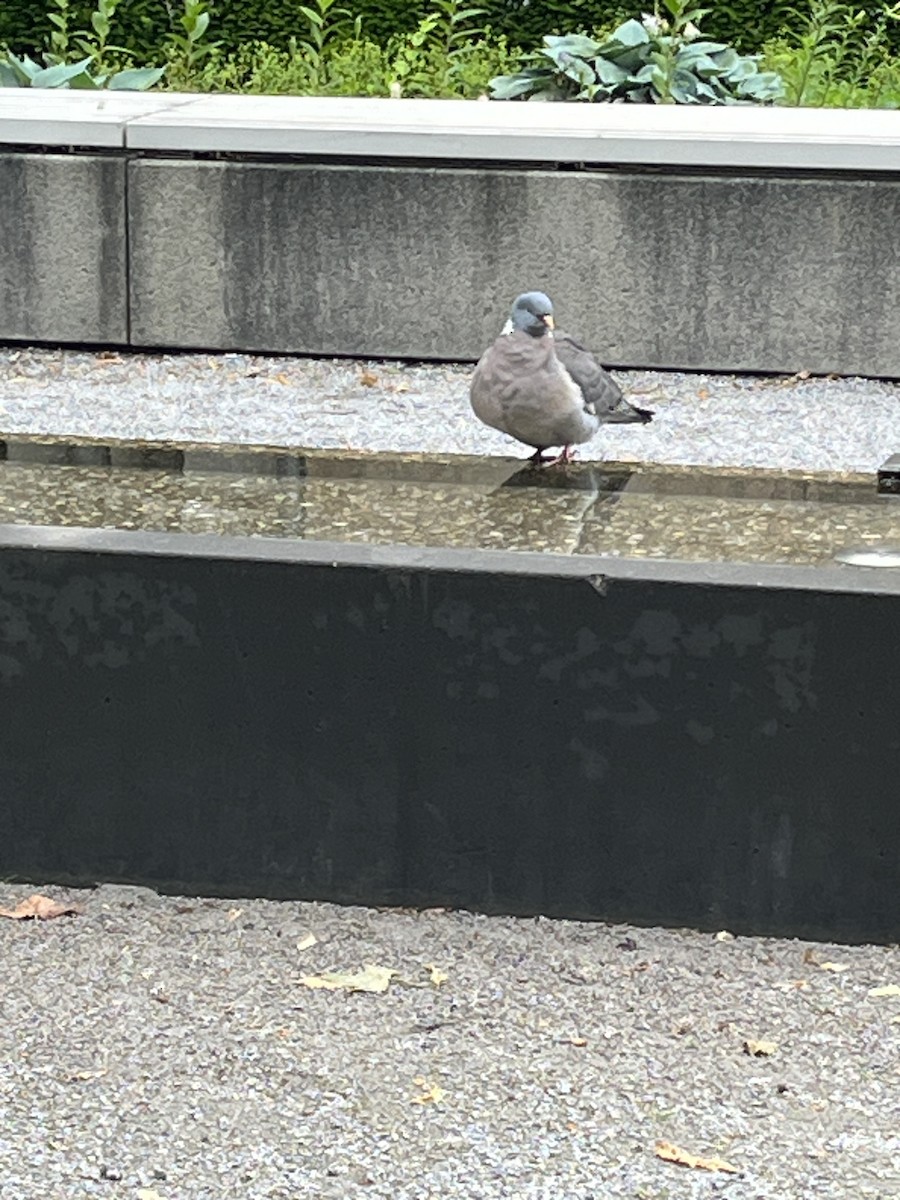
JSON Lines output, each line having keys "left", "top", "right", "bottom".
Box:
{"left": 1, "top": 438, "right": 898, "bottom": 566}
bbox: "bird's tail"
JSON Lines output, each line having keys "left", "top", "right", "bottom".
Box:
{"left": 606, "top": 393, "right": 654, "bottom": 424}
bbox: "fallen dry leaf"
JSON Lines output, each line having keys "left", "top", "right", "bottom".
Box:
{"left": 411, "top": 1076, "right": 445, "bottom": 1104}
{"left": 67, "top": 1068, "right": 108, "bottom": 1083}
{"left": 566, "top": 1036, "right": 588, "bottom": 1047}
{"left": 297, "top": 933, "right": 318, "bottom": 952}
{"left": 137, "top": 1190, "right": 164, "bottom": 1200}
{"left": 775, "top": 979, "right": 810, "bottom": 992}
{"left": 0, "top": 894, "right": 81, "bottom": 920}
{"left": 743, "top": 1039, "right": 778, "bottom": 1057}
{"left": 802, "top": 949, "right": 849, "bottom": 971}
{"left": 300, "top": 964, "right": 396, "bottom": 994}
{"left": 714, "top": 930, "right": 735, "bottom": 942}
{"left": 274, "top": 373, "right": 291, "bottom": 385}
{"left": 655, "top": 1141, "right": 740, "bottom": 1174}
{"left": 868, "top": 984, "right": 900, "bottom": 998}
{"left": 426, "top": 963, "right": 448, "bottom": 987}
{"left": 359, "top": 369, "right": 379, "bottom": 387}
{"left": 226, "top": 907, "right": 243, "bottom": 922}
{"left": 391, "top": 380, "right": 411, "bottom": 393}
{"left": 697, "top": 388, "right": 710, "bottom": 400}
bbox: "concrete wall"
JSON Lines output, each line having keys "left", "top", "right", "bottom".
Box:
{"left": 1, "top": 529, "right": 897, "bottom": 942}
{"left": 128, "top": 159, "right": 900, "bottom": 373}
{"left": 3, "top": 93, "right": 900, "bottom": 373}
{"left": 0, "top": 153, "right": 126, "bottom": 344}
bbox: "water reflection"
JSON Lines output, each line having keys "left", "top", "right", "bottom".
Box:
{"left": 0, "top": 436, "right": 896, "bottom": 567}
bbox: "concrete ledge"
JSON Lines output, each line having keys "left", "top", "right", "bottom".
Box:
{"left": 123, "top": 93, "right": 900, "bottom": 171}
{"left": 0, "top": 91, "right": 194, "bottom": 149}
{"left": 5, "top": 92, "right": 900, "bottom": 371}
{"left": 0, "top": 524, "right": 897, "bottom": 940}
{"left": 7, "top": 91, "right": 900, "bottom": 170}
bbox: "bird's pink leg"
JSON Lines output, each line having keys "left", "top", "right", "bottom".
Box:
{"left": 546, "top": 445, "right": 577, "bottom": 466}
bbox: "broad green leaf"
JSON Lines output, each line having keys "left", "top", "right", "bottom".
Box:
{"left": 544, "top": 33, "right": 600, "bottom": 58}
{"left": 684, "top": 40, "right": 728, "bottom": 55}
{"left": 30, "top": 58, "right": 94, "bottom": 88}
{"left": 107, "top": 66, "right": 166, "bottom": 90}
{"left": 593, "top": 57, "right": 628, "bottom": 85}
{"left": 0, "top": 61, "right": 22, "bottom": 87}
{"left": 694, "top": 79, "right": 720, "bottom": 101}
{"left": 189, "top": 11, "right": 210, "bottom": 40}
{"left": 554, "top": 52, "right": 594, "bottom": 88}
{"left": 605, "top": 19, "right": 650, "bottom": 49}
{"left": 489, "top": 70, "right": 551, "bottom": 99}
{"left": 8, "top": 52, "right": 42, "bottom": 81}
{"left": 69, "top": 70, "right": 101, "bottom": 89}
{"left": 712, "top": 47, "right": 740, "bottom": 71}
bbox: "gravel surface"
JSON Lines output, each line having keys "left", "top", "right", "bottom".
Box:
{"left": 2, "top": 882, "right": 898, "bottom": 1200}
{"left": 1, "top": 348, "right": 898, "bottom": 474}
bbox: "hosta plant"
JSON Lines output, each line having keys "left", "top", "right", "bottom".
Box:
{"left": 0, "top": 53, "right": 164, "bottom": 89}
{"left": 490, "top": 0, "right": 785, "bottom": 104}
{"left": 0, "top": 0, "right": 165, "bottom": 90}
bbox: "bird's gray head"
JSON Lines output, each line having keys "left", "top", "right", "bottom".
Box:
{"left": 507, "top": 291, "right": 555, "bottom": 338}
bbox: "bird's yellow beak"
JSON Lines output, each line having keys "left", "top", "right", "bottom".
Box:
{"left": 544, "top": 315, "right": 555, "bottom": 330}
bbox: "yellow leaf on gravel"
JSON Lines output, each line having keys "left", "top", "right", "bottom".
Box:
{"left": 297, "top": 933, "right": 318, "bottom": 952}
{"left": 655, "top": 1141, "right": 740, "bottom": 1174}
{"left": 300, "top": 965, "right": 396, "bottom": 994}
{"left": 743, "top": 1039, "right": 778, "bottom": 1057}
{"left": 714, "top": 930, "right": 735, "bottom": 942}
{"left": 426, "top": 963, "right": 448, "bottom": 987}
{"left": 137, "top": 1190, "right": 164, "bottom": 1200}
{"left": 0, "top": 894, "right": 81, "bottom": 920}
{"left": 802, "top": 949, "right": 849, "bottom": 972}
{"left": 868, "top": 984, "right": 900, "bottom": 998}
{"left": 411, "top": 1076, "right": 445, "bottom": 1104}
{"left": 227, "top": 907, "right": 243, "bottom": 922}
{"left": 360, "top": 369, "right": 379, "bottom": 387}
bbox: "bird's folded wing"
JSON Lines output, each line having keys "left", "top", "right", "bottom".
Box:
{"left": 553, "top": 332, "right": 624, "bottom": 415}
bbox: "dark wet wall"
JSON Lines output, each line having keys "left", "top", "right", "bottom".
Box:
{"left": 0, "top": 541, "right": 897, "bottom": 942}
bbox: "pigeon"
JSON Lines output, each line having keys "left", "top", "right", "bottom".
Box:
{"left": 470, "top": 291, "right": 653, "bottom": 465}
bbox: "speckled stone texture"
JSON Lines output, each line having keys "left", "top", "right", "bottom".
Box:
{"left": 0, "top": 884, "right": 898, "bottom": 1199}
{"left": 0, "top": 154, "right": 126, "bottom": 344}
{"left": 128, "top": 161, "right": 900, "bottom": 375}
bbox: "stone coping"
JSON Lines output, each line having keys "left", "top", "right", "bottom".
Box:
{"left": 4, "top": 89, "right": 900, "bottom": 168}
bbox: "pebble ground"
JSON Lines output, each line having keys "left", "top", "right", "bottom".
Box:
{"left": 0, "top": 347, "right": 898, "bottom": 473}
{"left": 1, "top": 884, "right": 898, "bottom": 1200}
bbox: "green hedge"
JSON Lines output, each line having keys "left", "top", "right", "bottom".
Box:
{"left": 0, "top": 0, "right": 883, "bottom": 61}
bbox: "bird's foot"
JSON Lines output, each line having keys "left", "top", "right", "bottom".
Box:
{"left": 546, "top": 445, "right": 577, "bottom": 466}
{"left": 527, "top": 447, "right": 552, "bottom": 466}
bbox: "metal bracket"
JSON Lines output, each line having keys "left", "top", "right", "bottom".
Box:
{"left": 877, "top": 454, "right": 900, "bottom": 496}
